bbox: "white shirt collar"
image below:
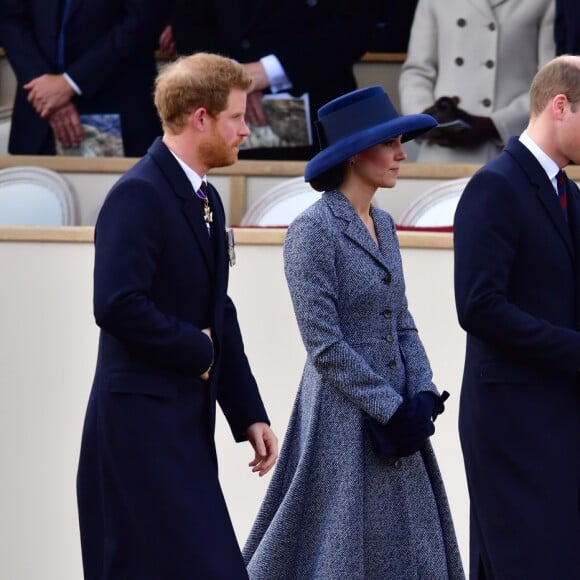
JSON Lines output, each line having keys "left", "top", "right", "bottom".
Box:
{"left": 519, "top": 130, "right": 560, "bottom": 193}
{"left": 167, "top": 149, "right": 206, "bottom": 193}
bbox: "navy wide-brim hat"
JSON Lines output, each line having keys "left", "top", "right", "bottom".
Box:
{"left": 304, "top": 86, "right": 437, "bottom": 182}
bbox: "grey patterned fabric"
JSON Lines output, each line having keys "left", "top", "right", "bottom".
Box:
{"left": 243, "top": 191, "right": 464, "bottom": 579}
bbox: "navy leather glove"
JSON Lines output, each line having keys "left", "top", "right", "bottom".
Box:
{"left": 410, "top": 390, "right": 449, "bottom": 423}
{"left": 364, "top": 391, "right": 449, "bottom": 461}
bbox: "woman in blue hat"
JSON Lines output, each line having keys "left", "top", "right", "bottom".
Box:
{"left": 243, "top": 86, "right": 465, "bottom": 579}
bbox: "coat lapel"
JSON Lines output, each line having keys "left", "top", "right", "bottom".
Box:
{"left": 535, "top": 182, "right": 574, "bottom": 257}
{"left": 565, "top": 180, "right": 580, "bottom": 329}
{"left": 466, "top": 0, "right": 494, "bottom": 17}
{"left": 147, "top": 138, "right": 214, "bottom": 272}
{"left": 506, "top": 139, "right": 574, "bottom": 258}
{"left": 324, "top": 190, "right": 390, "bottom": 270}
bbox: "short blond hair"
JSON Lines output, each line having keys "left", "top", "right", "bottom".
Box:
{"left": 530, "top": 55, "right": 580, "bottom": 117}
{"left": 154, "top": 52, "right": 252, "bottom": 134}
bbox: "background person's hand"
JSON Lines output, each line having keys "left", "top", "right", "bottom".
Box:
{"left": 48, "top": 102, "right": 84, "bottom": 148}
{"left": 24, "top": 74, "right": 75, "bottom": 118}
{"left": 245, "top": 90, "right": 267, "bottom": 126}
{"left": 158, "top": 24, "right": 176, "bottom": 58}
{"left": 246, "top": 421, "right": 278, "bottom": 476}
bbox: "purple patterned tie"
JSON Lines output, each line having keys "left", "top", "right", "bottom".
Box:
{"left": 195, "top": 181, "right": 212, "bottom": 234}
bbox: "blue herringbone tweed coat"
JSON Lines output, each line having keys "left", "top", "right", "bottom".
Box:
{"left": 243, "top": 190, "right": 464, "bottom": 579}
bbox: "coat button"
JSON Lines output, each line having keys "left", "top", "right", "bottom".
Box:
{"left": 482, "top": 98, "right": 492, "bottom": 107}
{"left": 388, "top": 360, "right": 397, "bottom": 369}
{"left": 485, "top": 60, "right": 494, "bottom": 69}
{"left": 455, "top": 57, "right": 464, "bottom": 66}
{"left": 488, "top": 22, "right": 496, "bottom": 31}
{"left": 383, "top": 309, "right": 392, "bottom": 318}
{"left": 393, "top": 459, "right": 403, "bottom": 468}
{"left": 383, "top": 272, "right": 391, "bottom": 284}
{"left": 386, "top": 334, "right": 394, "bottom": 343}
{"left": 457, "top": 18, "right": 466, "bottom": 27}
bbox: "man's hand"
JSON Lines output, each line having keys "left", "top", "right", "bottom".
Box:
{"left": 48, "top": 102, "right": 84, "bottom": 149}
{"left": 24, "top": 74, "right": 75, "bottom": 118}
{"left": 199, "top": 328, "right": 213, "bottom": 381}
{"left": 246, "top": 422, "right": 278, "bottom": 477}
{"left": 243, "top": 61, "right": 270, "bottom": 92}
{"left": 158, "top": 24, "right": 176, "bottom": 58}
{"left": 245, "top": 90, "right": 267, "bottom": 126}
{"left": 241, "top": 62, "right": 270, "bottom": 127}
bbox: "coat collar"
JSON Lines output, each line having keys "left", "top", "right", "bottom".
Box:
{"left": 147, "top": 138, "right": 214, "bottom": 270}
{"left": 505, "top": 137, "right": 574, "bottom": 257}
{"left": 323, "top": 189, "right": 393, "bottom": 270}
{"left": 466, "top": 0, "right": 509, "bottom": 18}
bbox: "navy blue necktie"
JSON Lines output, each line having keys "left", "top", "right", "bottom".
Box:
{"left": 556, "top": 170, "right": 568, "bottom": 222}
{"left": 57, "top": 0, "right": 72, "bottom": 70}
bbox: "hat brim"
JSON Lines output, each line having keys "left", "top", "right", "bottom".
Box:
{"left": 304, "top": 113, "right": 436, "bottom": 182}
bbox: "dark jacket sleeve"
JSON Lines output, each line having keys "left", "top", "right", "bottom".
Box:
{"left": 0, "top": 0, "right": 53, "bottom": 83}
{"left": 170, "top": 0, "right": 379, "bottom": 93}
{"left": 1, "top": 0, "right": 168, "bottom": 95}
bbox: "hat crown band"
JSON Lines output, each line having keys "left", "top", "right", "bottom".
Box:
{"left": 318, "top": 92, "right": 398, "bottom": 145}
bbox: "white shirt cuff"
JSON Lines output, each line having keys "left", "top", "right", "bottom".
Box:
{"left": 63, "top": 72, "right": 82, "bottom": 96}
{"left": 259, "top": 54, "right": 292, "bottom": 93}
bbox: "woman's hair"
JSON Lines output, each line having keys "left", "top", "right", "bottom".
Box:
{"left": 154, "top": 52, "right": 253, "bottom": 134}
{"left": 530, "top": 55, "right": 580, "bottom": 116}
{"left": 308, "top": 162, "right": 347, "bottom": 192}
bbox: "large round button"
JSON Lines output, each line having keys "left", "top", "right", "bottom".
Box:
{"left": 455, "top": 57, "right": 464, "bottom": 66}
{"left": 388, "top": 360, "right": 397, "bottom": 369}
{"left": 482, "top": 98, "right": 492, "bottom": 107}
{"left": 457, "top": 18, "right": 466, "bottom": 27}
{"left": 485, "top": 60, "right": 494, "bottom": 69}
{"left": 384, "top": 272, "right": 391, "bottom": 284}
{"left": 488, "top": 22, "right": 496, "bottom": 31}
{"left": 386, "top": 335, "right": 394, "bottom": 343}
{"left": 383, "top": 309, "right": 392, "bottom": 319}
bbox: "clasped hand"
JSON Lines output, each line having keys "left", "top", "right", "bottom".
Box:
{"left": 364, "top": 391, "right": 448, "bottom": 460}
{"left": 421, "top": 97, "right": 498, "bottom": 149}
{"left": 24, "top": 74, "right": 75, "bottom": 119}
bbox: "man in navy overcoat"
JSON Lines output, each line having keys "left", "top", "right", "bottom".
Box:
{"left": 555, "top": 0, "right": 580, "bottom": 56}
{"left": 76, "top": 52, "right": 278, "bottom": 579}
{"left": 454, "top": 55, "right": 580, "bottom": 579}
{"left": 0, "top": 0, "right": 166, "bottom": 155}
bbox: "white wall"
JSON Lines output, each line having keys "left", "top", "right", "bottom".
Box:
{"left": 0, "top": 236, "right": 468, "bottom": 579}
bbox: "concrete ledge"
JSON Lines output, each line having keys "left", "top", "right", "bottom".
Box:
{"left": 0, "top": 225, "right": 454, "bottom": 249}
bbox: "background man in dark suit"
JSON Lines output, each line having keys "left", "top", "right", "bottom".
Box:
{"left": 167, "top": 0, "right": 378, "bottom": 160}
{"left": 0, "top": 0, "right": 167, "bottom": 156}
{"left": 555, "top": 0, "right": 580, "bottom": 55}
{"left": 76, "top": 52, "right": 278, "bottom": 579}
{"left": 454, "top": 55, "right": 580, "bottom": 579}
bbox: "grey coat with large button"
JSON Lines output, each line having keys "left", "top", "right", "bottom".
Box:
{"left": 399, "top": 0, "right": 555, "bottom": 163}
{"left": 243, "top": 191, "right": 464, "bottom": 579}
